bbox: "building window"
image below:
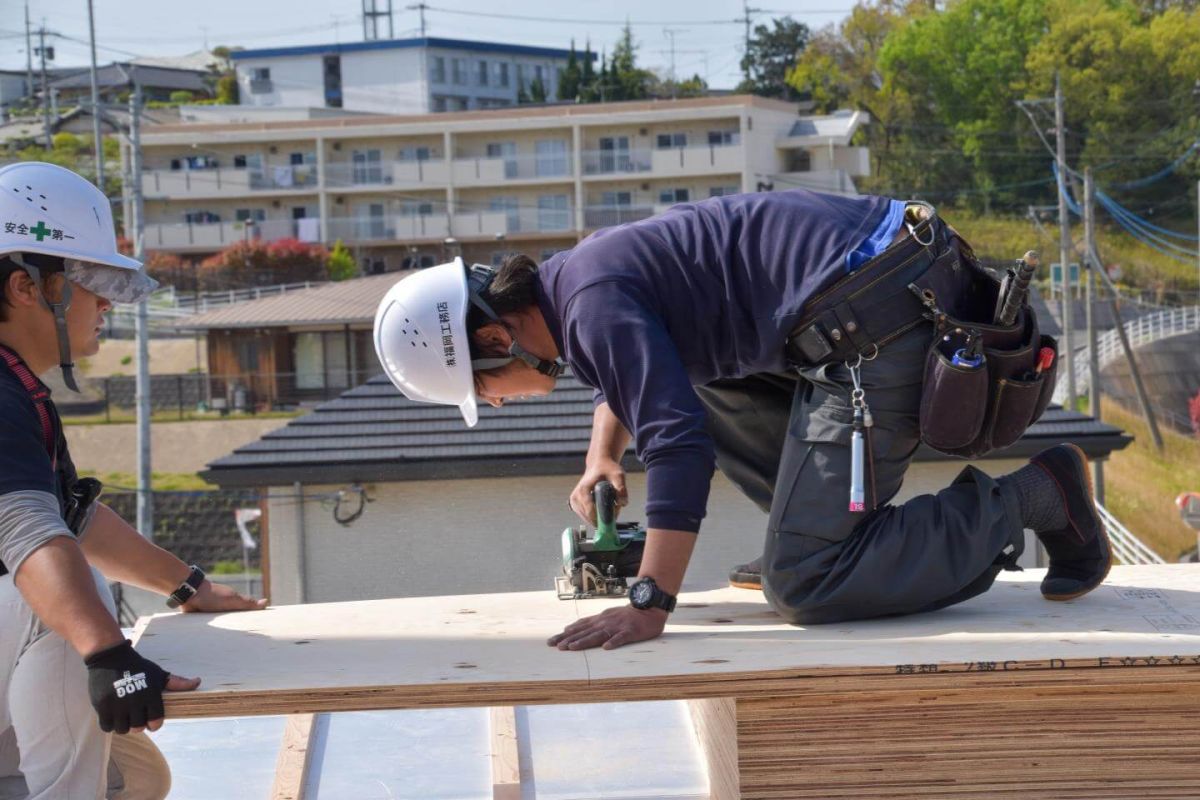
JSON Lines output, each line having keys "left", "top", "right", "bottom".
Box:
{"left": 535, "top": 139, "right": 568, "bottom": 177}
{"left": 659, "top": 188, "right": 690, "bottom": 204}
{"left": 398, "top": 146, "right": 432, "bottom": 162}
{"left": 452, "top": 58, "right": 467, "bottom": 85}
{"left": 656, "top": 133, "right": 687, "bottom": 149}
{"left": 497, "top": 62, "right": 509, "bottom": 88}
{"left": 431, "top": 56, "right": 446, "bottom": 83}
{"left": 537, "top": 194, "right": 570, "bottom": 231}
{"left": 351, "top": 149, "right": 383, "bottom": 184}
{"left": 516, "top": 64, "right": 527, "bottom": 90}
{"left": 486, "top": 141, "right": 518, "bottom": 178}
{"left": 709, "top": 185, "right": 740, "bottom": 198}
{"left": 432, "top": 96, "right": 447, "bottom": 112}
{"left": 476, "top": 98, "right": 511, "bottom": 109}
{"left": 788, "top": 150, "right": 812, "bottom": 172}
{"left": 233, "top": 154, "right": 247, "bottom": 168}
{"left": 289, "top": 152, "right": 305, "bottom": 166}
{"left": 323, "top": 55, "right": 343, "bottom": 108}
{"left": 707, "top": 130, "right": 739, "bottom": 146}
{"left": 234, "top": 208, "right": 266, "bottom": 222}
{"left": 489, "top": 196, "right": 520, "bottom": 232}
{"left": 597, "top": 136, "right": 631, "bottom": 172}
{"left": 478, "top": 60, "right": 489, "bottom": 86}
{"left": 600, "top": 191, "right": 632, "bottom": 207}
{"left": 183, "top": 210, "right": 220, "bottom": 224}
{"left": 249, "top": 67, "right": 272, "bottom": 94}
{"left": 399, "top": 201, "right": 434, "bottom": 216}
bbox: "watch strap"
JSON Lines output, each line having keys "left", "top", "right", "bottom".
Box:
{"left": 631, "top": 577, "right": 677, "bottom": 613}
{"left": 166, "top": 565, "right": 205, "bottom": 609}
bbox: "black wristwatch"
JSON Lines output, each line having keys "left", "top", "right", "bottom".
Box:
{"left": 166, "top": 565, "right": 206, "bottom": 609}
{"left": 629, "top": 577, "right": 677, "bottom": 613}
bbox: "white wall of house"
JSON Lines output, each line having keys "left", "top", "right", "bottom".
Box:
{"left": 264, "top": 457, "right": 1036, "bottom": 607}
{"left": 339, "top": 49, "right": 426, "bottom": 114}
{"left": 237, "top": 55, "right": 327, "bottom": 109}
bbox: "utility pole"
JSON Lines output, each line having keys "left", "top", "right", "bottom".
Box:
{"left": 1083, "top": 169, "right": 1104, "bottom": 502}
{"left": 735, "top": 0, "right": 763, "bottom": 85}
{"left": 24, "top": 4, "right": 33, "bottom": 104}
{"left": 129, "top": 78, "right": 153, "bottom": 539}
{"left": 1054, "top": 71, "right": 1076, "bottom": 409}
{"left": 406, "top": 2, "right": 427, "bottom": 37}
{"left": 37, "top": 25, "right": 51, "bottom": 149}
{"left": 663, "top": 28, "right": 686, "bottom": 98}
{"left": 88, "top": 0, "right": 104, "bottom": 191}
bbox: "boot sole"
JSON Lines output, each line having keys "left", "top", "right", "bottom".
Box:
{"left": 1042, "top": 443, "right": 1114, "bottom": 602}
{"left": 729, "top": 579, "right": 763, "bottom": 591}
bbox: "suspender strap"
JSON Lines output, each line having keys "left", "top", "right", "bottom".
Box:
{"left": 0, "top": 344, "right": 56, "bottom": 467}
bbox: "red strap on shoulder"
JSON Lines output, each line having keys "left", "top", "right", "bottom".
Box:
{"left": 0, "top": 344, "right": 56, "bottom": 466}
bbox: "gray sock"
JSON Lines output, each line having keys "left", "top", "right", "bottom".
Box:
{"left": 1003, "top": 462, "right": 1067, "bottom": 532}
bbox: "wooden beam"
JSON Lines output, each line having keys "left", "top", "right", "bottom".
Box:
{"left": 270, "top": 713, "right": 321, "bottom": 800}
{"left": 489, "top": 706, "right": 522, "bottom": 800}
{"left": 688, "top": 697, "right": 738, "bottom": 800}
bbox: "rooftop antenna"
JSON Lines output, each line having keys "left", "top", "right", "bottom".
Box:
{"left": 362, "top": 0, "right": 394, "bottom": 41}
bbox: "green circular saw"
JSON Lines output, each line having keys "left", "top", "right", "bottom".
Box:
{"left": 555, "top": 480, "right": 647, "bottom": 599}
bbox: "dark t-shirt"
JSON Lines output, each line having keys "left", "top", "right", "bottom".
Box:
{"left": 534, "top": 189, "right": 893, "bottom": 532}
{"left": 0, "top": 356, "right": 76, "bottom": 574}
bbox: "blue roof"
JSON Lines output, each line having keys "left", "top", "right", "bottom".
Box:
{"left": 230, "top": 37, "right": 588, "bottom": 62}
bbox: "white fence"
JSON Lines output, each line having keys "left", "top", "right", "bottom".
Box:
{"left": 1055, "top": 305, "right": 1200, "bottom": 402}
{"left": 1096, "top": 502, "right": 1165, "bottom": 566}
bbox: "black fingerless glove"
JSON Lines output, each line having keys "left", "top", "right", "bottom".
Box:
{"left": 84, "top": 640, "right": 170, "bottom": 734}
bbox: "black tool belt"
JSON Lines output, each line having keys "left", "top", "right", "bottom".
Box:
{"left": 786, "top": 202, "right": 1059, "bottom": 459}
{"left": 785, "top": 202, "right": 947, "bottom": 368}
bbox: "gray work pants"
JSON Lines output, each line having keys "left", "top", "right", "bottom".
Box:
{"left": 695, "top": 323, "right": 1025, "bottom": 625}
{"left": 0, "top": 567, "right": 170, "bottom": 800}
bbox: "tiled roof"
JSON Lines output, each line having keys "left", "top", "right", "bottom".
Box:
{"left": 177, "top": 272, "right": 402, "bottom": 330}
{"left": 202, "top": 373, "right": 1133, "bottom": 488}
{"left": 49, "top": 63, "right": 209, "bottom": 92}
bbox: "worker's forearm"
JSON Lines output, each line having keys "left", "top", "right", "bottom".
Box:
{"left": 588, "top": 402, "right": 632, "bottom": 464}
{"left": 80, "top": 503, "right": 191, "bottom": 595}
{"left": 14, "top": 537, "right": 124, "bottom": 658}
{"left": 638, "top": 528, "right": 697, "bottom": 596}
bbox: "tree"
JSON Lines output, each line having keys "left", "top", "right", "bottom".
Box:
{"left": 199, "top": 238, "right": 328, "bottom": 291}
{"left": 326, "top": 240, "right": 357, "bottom": 281}
{"left": 215, "top": 73, "right": 238, "bottom": 105}
{"left": 737, "top": 17, "right": 811, "bottom": 99}
{"left": 529, "top": 76, "right": 548, "bottom": 103}
{"left": 609, "top": 24, "right": 653, "bottom": 101}
{"left": 580, "top": 41, "right": 597, "bottom": 100}
{"left": 559, "top": 40, "right": 582, "bottom": 101}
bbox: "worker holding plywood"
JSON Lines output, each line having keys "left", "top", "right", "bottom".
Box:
{"left": 0, "top": 163, "right": 266, "bottom": 799}
{"left": 375, "top": 189, "right": 1110, "bottom": 652}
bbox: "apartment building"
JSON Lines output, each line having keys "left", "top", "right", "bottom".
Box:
{"left": 232, "top": 37, "right": 585, "bottom": 115}
{"left": 132, "top": 95, "right": 870, "bottom": 272}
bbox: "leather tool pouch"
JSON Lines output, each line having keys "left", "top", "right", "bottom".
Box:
{"left": 912, "top": 234, "right": 1058, "bottom": 458}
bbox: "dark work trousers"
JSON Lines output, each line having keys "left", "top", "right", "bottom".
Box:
{"left": 694, "top": 323, "right": 1026, "bottom": 625}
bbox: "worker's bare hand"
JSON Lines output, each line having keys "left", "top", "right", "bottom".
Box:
{"left": 547, "top": 605, "right": 666, "bottom": 651}
{"left": 568, "top": 459, "right": 628, "bottom": 526}
{"left": 181, "top": 580, "right": 268, "bottom": 614}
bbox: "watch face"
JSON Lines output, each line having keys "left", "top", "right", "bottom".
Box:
{"left": 631, "top": 581, "right": 653, "bottom": 607}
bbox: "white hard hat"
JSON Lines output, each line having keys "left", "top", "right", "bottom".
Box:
{"left": 374, "top": 258, "right": 480, "bottom": 427}
{"left": 0, "top": 161, "right": 141, "bottom": 269}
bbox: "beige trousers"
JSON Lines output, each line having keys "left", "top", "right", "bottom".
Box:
{"left": 0, "top": 567, "right": 170, "bottom": 799}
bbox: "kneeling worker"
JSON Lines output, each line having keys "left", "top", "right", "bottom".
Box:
{"left": 0, "top": 162, "right": 266, "bottom": 799}
{"left": 374, "top": 188, "right": 1110, "bottom": 652}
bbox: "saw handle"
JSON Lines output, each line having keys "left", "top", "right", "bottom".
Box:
{"left": 594, "top": 481, "right": 618, "bottom": 528}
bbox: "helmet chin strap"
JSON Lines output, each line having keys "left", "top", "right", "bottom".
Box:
{"left": 10, "top": 254, "right": 78, "bottom": 392}
{"left": 466, "top": 272, "right": 566, "bottom": 379}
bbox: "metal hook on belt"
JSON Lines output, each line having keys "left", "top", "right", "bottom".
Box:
{"left": 907, "top": 220, "right": 935, "bottom": 247}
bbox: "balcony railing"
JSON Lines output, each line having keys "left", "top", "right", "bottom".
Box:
{"left": 451, "top": 152, "right": 574, "bottom": 185}
{"left": 649, "top": 143, "right": 743, "bottom": 175}
{"left": 583, "top": 205, "right": 656, "bottom": 229}
{"left": 142, "top": 165, "right": 318, "bottom": 196}
{"left": 452, "top": 206, "right": 573, "bottom": 237}
{"left": 324, "top": 159, "right": 450, "bottom": 189}
{"left": 580, "top": 149, "right": 653, "bottom": 176}
{"left": 143, "top": 219, "right": 314, "bottom": 249}
{"left": 326, "top": 214, "right": 451, "bottom": 242}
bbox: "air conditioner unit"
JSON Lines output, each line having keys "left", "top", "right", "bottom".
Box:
{"left": 272, "top": 200, "right": 281, "bottom": 208}
{"left": 332, "top": 142, "right": 342, "bottom": 151}
{"left": 269, "top": 145, "right": 277, "bottom": 154}
{"left": 639, "top": 128, "right": 648, "bottom": 136}
{"left": 335, "top": 196, "right": 345, "bottom": 205}
{"left": 640, "top": 183, "right": 650, "bottom": 191}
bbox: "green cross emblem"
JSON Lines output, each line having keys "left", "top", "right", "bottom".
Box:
{"left": 29, "top": 221, "right": 51, "bottom": 241}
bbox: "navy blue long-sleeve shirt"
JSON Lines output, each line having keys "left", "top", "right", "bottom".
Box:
{"left": 534, "top": 189, "right": 895, "bottom": 532}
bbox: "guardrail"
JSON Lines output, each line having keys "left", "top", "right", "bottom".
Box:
{"left": 1096, "top": 502, "right": 1165, "bottom": 565}
{"left": 151, "top": 282, "right": 326, "bottom": 314}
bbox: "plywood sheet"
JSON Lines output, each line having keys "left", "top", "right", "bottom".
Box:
{"left": 136, "top": 565, "right": 1200, "bottom": 718}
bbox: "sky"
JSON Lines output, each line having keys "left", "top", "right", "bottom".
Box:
{"left": 0, "top": 0, "right": 859, "bottom": 90}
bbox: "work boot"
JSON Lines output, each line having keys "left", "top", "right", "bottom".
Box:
{"left": 1020, "top": 444, "right": 1113, "bottom": 601}
{"left": 729, "top": 556, "right": 762, "bottom": 590}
